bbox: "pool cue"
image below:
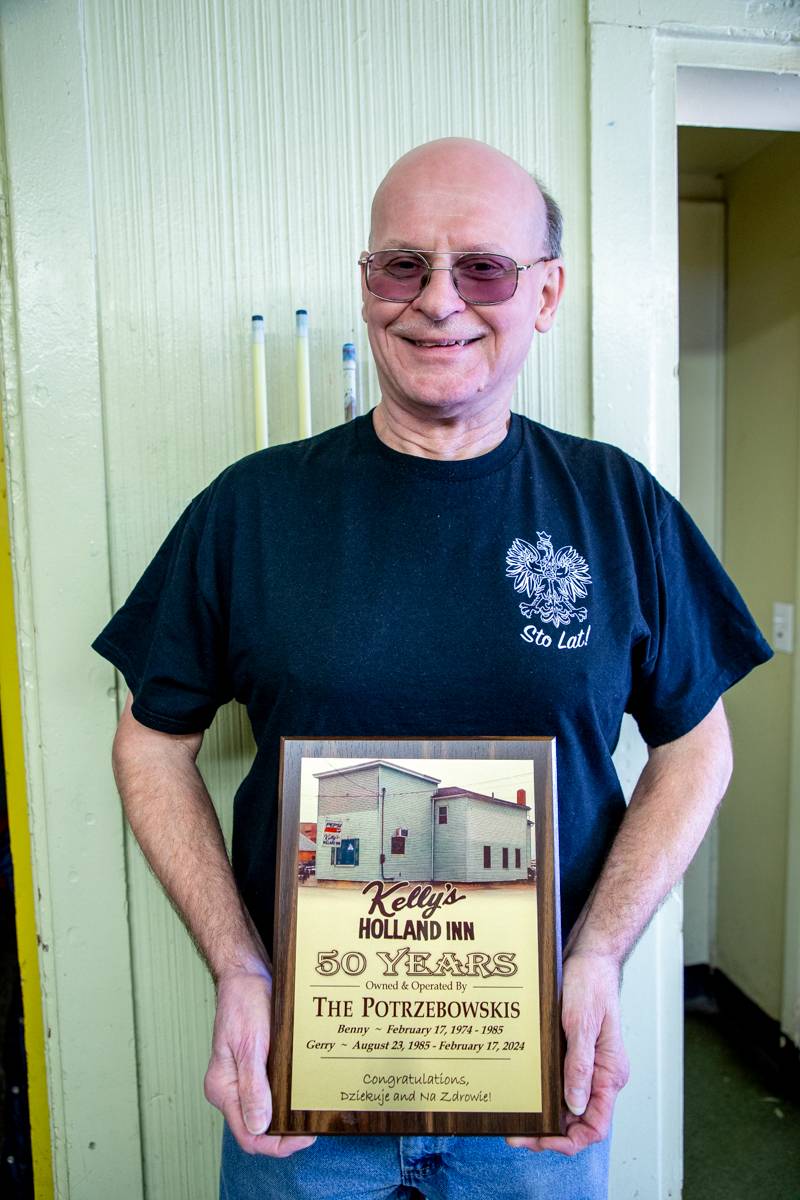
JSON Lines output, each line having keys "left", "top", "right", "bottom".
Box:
{"left": 343, "top": 342, "right": 357, "bottom": 421}
{"left": 296, "top": 309, "right": 312, "bottom": 438}
{"left": 252, "top": 314, "right": 268, "bottom": 450}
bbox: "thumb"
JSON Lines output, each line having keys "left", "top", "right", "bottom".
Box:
{"left": 563, "top": 1023, "right": 596, "bottom": 1117}
{"left": 238, "top": 1043, "right": 271, "bottom": 1135}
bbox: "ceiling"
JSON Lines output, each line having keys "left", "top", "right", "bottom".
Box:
{"left": 677, "top": 126, "right": 785, "bottom": 176}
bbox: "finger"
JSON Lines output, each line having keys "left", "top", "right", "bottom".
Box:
{"left": 558, "top": 1088, "right": 614, "bottom": 1149}
{"left": 510, "top": 1111, "right": 610, "bottom": 1156}
{"left": 506, "top": 1133, "right": 581, "bottom": 1157}
{"left": 257, "top": 1134, "right": 318, "bottom": 1159}
{"left": 222, "top": 1093, "right": 317, "bottom": 1158}
{"left": 572, "top": 1083, "right": 615, "bottom": 1143}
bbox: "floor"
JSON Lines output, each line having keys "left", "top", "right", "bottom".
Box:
{"left": 684, "top": 1010, "right": 800, "bottom": 1199}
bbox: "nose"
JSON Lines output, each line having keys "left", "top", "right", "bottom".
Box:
{"left": 410, "top": 266, "right": 466, "bottom": 322}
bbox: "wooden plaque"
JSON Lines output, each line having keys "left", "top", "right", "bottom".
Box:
{"left": 268, "top": 737, "right": 563, "bottom": 1136}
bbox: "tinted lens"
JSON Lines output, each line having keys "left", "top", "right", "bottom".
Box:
{"left": 367, "top": 251, "right": 428, "bottom": 300}
{"left": 452, "top": 254, "right": 517, "bottom": 303}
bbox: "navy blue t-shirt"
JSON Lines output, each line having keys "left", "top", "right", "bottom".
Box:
{"left": 92, "top": 412, "right": 772, "bottom": 948}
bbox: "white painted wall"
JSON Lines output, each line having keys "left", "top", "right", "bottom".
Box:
{"left": 433, "top": 797, "right": 469, "bottom": 881}
{"left": 718, "top": 134, "right": 800, "bottom": 1021}
{"left": 0, "top": 3, "right": 145, "bottom": 1194}
{"left": 318, "top": 765, "right": 380, "bottom": 815}
{"left": 314, "top": 809, "right": 379, "bottom": 881}
{"left": 465, "top": 800, "right": 529, "bottom": 883}
{"left": 677, "top": 66, "right": 800, "bottom": 132}
{"left": 382, "top": 765, "right": 436, "bottom": 882}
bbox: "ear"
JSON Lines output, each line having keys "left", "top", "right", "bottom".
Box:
{"left": 534, "top": 260, "right": 566, "bottom": 333}
{"left": 359, "top": 254, "right": 369, "bottom": 324}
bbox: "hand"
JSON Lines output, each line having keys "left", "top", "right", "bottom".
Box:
{"left": 204, "top": 967, "right": 316, "bottom": 1157}
{"left": 506, "top": 951, "right": 629, "bottom": 1155}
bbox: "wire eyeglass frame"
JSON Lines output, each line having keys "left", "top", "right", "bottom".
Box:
{"left": 358, "top": 248, "right": 554, "bottom": 305}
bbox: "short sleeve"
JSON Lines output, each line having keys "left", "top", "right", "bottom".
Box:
{"left": 92, "top": 485, "right": 234, "bottom": 734}
{"left": 627, "top": 494, "right": 773, "bottom": 747}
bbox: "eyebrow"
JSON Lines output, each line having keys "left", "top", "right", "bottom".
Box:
{"left": 376, "top": 241, "right": 508, "bottom": 253}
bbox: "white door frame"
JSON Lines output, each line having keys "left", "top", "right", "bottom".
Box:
{"left": 0, "top": 1, "right": 144, "bottom": 1195}
{"left": 589, "top": 6, "right": 800, "bottom": 1196}
{"left": 786, "top": 381, "right": 800, "bottom": 1048}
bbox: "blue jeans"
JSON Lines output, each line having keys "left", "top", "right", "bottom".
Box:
{"left": 220, "top": 1127, "right": 610, "bottom": 1199}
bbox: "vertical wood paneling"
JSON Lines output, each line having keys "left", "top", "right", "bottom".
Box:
{"left": 81, "top": 3, "right": 589, "bottom": 1195}
{"left": 0, "top": 0, "right": 145, "bottom": 1194}
{"left": 86, "top": 1, "right": 589, "bottom": 565}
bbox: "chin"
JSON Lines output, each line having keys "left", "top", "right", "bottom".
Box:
{"left": 375, "top": 360, "right": 492, "bottom": 413}
{"left": 401, "top": 374, "right": 490, "bottom": 410}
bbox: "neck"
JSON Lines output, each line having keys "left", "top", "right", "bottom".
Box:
{"left": 371, "top": 399, "right": 511, "bottom": 461}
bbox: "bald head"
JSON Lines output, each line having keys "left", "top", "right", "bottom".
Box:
{"left": 360, "top": 137, "right": 566, "bottom": 421}
{"left": 369, "top": 138, "right": 561, "bottom": 260}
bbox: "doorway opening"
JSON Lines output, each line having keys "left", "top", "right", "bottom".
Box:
{"left": 677, "top": 121, "right": 800, "bottom": 1197}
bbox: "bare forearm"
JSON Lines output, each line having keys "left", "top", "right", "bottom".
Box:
{"left": 112, "top": 695, "right": 269, "bottom": 983}
{"left": 567, "top": 699, "right": 733, "bottom": 966}
{"left": 515, "top": 700, "right": 734, "bottom": 1147}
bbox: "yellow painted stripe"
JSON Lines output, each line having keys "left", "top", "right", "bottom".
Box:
{"left": 0, "top": 433, "right": 54, "bottom": 1197}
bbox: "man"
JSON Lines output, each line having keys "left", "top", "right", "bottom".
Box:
{"left": 94, "top": 138, "right": 771, "bottom": 1198}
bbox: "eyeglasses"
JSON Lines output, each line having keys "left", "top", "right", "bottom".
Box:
{"left": 358, "top": 249, "right": 552, "bottom": 306}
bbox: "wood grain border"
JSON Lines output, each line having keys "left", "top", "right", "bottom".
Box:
{"left": 269, "top": 736, "right": 563, "bottom": 1136}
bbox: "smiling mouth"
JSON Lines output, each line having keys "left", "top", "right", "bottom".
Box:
{"left": 401, "top": 336, "right": 483, "bottom": 348}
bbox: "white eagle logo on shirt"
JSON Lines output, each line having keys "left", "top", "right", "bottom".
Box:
{"left": 505, "top": 532, "right": 592, "bottom": 628}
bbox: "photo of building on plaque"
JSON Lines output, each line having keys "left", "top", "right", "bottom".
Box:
{"left": 296, "top": 758, "right": 536, "bottom": 887}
